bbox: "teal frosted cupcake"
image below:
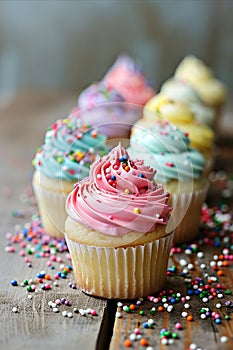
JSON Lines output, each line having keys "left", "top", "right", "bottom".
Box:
{"left": 128, "top": 120, "right": 209, "bottom": 243}
{"left": 32, "top": 116, "right": 107, "bottom": 238}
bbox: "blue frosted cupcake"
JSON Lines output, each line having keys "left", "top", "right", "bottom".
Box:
{"left": 128, "top": 120, "right": 209, "bottom": 243}
{"left": 32, "top": 116, "right": 107, "bottom": 237}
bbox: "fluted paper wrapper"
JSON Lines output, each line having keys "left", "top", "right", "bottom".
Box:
{"left": 65, "top": 231, "right": 174, "bottom": 299}
{"left": 33, "top": 180, "right": 67, "bottom": 238}
{"left": 169, "top": 185, "right": 208, "bottom": 244}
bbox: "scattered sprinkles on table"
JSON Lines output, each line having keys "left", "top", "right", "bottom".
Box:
{"left": 4, "top": 170, "right": 233, "bottom": 347}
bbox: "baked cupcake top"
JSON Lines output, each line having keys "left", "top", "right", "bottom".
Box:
{"left": 160, "top": 79, "right": 216, "bottom": 127}
{"left": 104, "top": 55, "right": 155, "bottom": 106}
{"left": 32, "top": 116, "right": 107, "bottom": 181}
{"left": 129, "top": 120, "right": 205, "bottom": 183}
{"left": 174, "top": 55, "right": 227, "bottom": 106}
{"left": 66, "top": 144, "right": 171, "bottom": 236}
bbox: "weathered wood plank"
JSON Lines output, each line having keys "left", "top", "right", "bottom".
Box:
{"left": 0, "top": 91, "right": 108, "bottom": 350}
{"left": 110, "top": 248, "right": 233, "bottom": 350}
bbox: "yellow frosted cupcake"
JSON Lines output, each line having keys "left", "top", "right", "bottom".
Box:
{"left": 65, "top": 144, "right": 173, "bottom": 299}
{"left": 160, "top": 78, "right": 216, "bottom": 128}
{"left": 174, "top": 55, "right": 227, "bottom": 121}
{"left": 128, "top": 121, "right": 209, "bottom": 244}
{"left": 32, "top": 116, "right": 107, "bottom": 238}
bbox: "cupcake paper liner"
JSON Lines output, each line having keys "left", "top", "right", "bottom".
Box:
{"left": 33, "top": 179, "right": 68, "bottom": 238}
{"left": 168, "top": 184, "right": 209, "bottom": 244}
{"left": 65, "top": 231, "right": 174, "bottom": 299}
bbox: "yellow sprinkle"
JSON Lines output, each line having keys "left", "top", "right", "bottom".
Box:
{"left": 75, "top": 150, "right": 84, "bottom": 158}
{"left": 124, "top": 189, "right": 129, "bottom": 194}
{"left": 134, "top": 208, "right": 141, "bottom": 214}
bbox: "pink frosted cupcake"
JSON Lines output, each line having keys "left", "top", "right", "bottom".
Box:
{"left": 76, "top": 81, "right": 142, "bottom": 140}
{"left": 65, "top": 144, "right": 173, "bottom": 299}
{"left": 104, "top": 54, "right": 156, "bottom": 106}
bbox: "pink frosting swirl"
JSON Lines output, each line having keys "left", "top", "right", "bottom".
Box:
{"left": 104, "top": 55, "right": 155, "bottom": 106}
{"left": 66, "top": 144, "right": 171, "bottom": 236}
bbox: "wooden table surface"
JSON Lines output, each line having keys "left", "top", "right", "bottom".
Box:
{"left": 0, "top": 90, "right": 232, "bottom": 350}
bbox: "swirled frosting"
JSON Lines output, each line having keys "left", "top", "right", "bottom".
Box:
{"left": 78, "top": 82, "right": 124, "bottom": 110}
{"left": 66, "top": 144, "right": 171, "bottom": 236}
{"left": 144, "top": 93, "right": 194, "bottom": 124}
{"left": 32, "top": 116, "right": 107, "bottom": 181}
{"left": 143, "top": 93, "right": 215, "bottom": 156}
{"left": 128, "top": 121, "right": 205, "bottom": 183}
{"left": 174, "top": 55, "right": 227, "bottom": 106}
{"left": 76, "top": 82, "right": 142, "bottom": 138}
{"left": 160, "top": 79, "right": 216, "bottom": 127}
{"left": 104, "top": 55, "right": 155, "bottom": 106}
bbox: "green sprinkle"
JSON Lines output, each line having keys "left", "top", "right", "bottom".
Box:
{"left": 139, "top": 310, "right": 144, "bottom": 316}
{"left": 164, "top": 331, "right": 172, "bottom": 338}
{"left": 125, "top": 306, "right": 131, "bottom": 313}
{"left": 225, "top": 290, "right": 232, "bottom": 295}
{"left": 172, "top": 333, "right": 179, "bottom": 339}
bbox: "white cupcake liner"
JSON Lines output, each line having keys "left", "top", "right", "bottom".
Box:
{"left": 33, "top": 180, "right": 67, "bottom": 238}
{"left": 65, "top": 231, "right": 174, "bottom": 299}
{"left": 168, "top": 185, "right": 209, "bottom": 244}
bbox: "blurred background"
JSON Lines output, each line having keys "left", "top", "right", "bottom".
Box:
{"left": 0, "top": 0, "right": 233, "bottom": 95}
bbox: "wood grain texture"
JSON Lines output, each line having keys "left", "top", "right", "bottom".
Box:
{"left": 0, "top": 90, "right": 108, "bottom": 350}
{"left": 110, "top": 248, "right": 233, "bottom": 350}
{"left": 0, "top": 90, "right": 232, "bottom": 350}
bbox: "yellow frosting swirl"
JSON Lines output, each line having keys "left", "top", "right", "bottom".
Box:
{"left": 144, "top": 93, "right": 194, "bottom": 124}
{"left": 175, "top": 55, "right": 227, "bottom": 106}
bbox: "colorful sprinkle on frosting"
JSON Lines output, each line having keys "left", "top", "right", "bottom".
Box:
{"left": 66, "top": 144, "right": 171, "bottom": 236}
{"left": 32, "top": 116, "right": 107, "bottom": 181}
{"left": 129, "top": 120, "right": 205, "bottom": 182}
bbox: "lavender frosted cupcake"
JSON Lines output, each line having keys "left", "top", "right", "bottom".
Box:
{"left": 76, "top": 82, "right": 142, "bottom": 140}
{"left": 32, "top": 116, "right": 107, "bottom": 238}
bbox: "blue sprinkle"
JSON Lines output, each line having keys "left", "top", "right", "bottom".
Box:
{"left": 37, "top": 272, "right": 45, "bottom": 278}
{"left": 143, "top": 322, "right": 149, "bottom": 328}
{"left": 111, "top": 175, "right": 116, "bottom": 181}
{"left": 138, "top": 173, "right": 144, "bottom": 178}
{"left": 11, "top": 279, "right": 18, "bottom": 286}
{"left": 215, "top": 318, "right": 221, "bottom": 324}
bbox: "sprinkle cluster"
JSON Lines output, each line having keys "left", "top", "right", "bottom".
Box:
{"left": 114, "top": 201, "right": 232, "bottom": 349}
{"left": 32, "top": 116, "right": 107, "bottom": 180}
